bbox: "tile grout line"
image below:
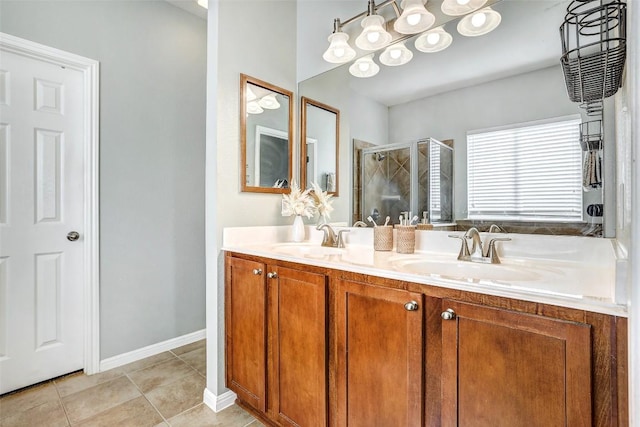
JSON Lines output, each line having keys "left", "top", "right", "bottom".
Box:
{"left": 51, "top": 380, "right": 73, "bottom": 427}
{"left": 124, "top": 371, "right": 171, "bottom": 426}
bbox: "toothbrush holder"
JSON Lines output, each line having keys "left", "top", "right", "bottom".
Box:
{"left": 373, "top": 226, "right": 393, "bottom": 251}
{"left": 395, "top": 225, "right": 416, "bottom": 254}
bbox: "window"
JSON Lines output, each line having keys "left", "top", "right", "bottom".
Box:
{"left": 467, "top": 116, "right": 583, "bottom": 222}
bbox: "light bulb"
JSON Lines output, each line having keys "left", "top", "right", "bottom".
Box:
{"left": 407, "top": 13, "right": 421, "bottom": 26}
{"left": 427, "top": 32, "right": 440, "bottom": 45}
{"left": 367, "top": 31, "right": 381, "bottom": 43}
{"left": 456, "top": 0, "right": 470, "bottom": 5}
{"left": 359, "top": 62, "right": 371, "bottom": 72}
{"left": 334, "top": 48, "right": 345, "bottom": 58}
{"left": 197, "top": 0, "right": 208, "bottom": 9}
{"left": 390, "top": 49, "right": 402, "bottom": 59}
{"left": 471, "top": 12, "right": 487, "bottom": 27}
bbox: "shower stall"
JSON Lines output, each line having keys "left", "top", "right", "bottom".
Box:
{"left": 360, "top": 138, "right": 453, "bottom": 225}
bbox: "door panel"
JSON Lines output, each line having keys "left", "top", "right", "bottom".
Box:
{"left": 269, "top": 266, "right": 327, "bottom": 427}
{"left": 336, "top": 279, "right": 424, "bottom": 427}
{"left": 0, "top": 47, "right": 84, "bottom": 393}
{"left": 441, "top": 300, "right": 592, "bottom": 427}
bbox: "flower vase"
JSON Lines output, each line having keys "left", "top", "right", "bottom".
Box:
{"left": 291, "top": 215, "right": 305, "bottom": 242}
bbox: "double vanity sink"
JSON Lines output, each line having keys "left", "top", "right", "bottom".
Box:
{"left": 223, "top": 225, "right": 627, "bottom": 316}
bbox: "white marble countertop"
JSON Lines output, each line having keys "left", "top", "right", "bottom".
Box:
{"left": 222, "top": 225, "right": 629, "bottom": 317}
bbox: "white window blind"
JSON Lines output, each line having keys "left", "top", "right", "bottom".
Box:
{"left": 429, "top": 142, "right": 441, "bottom": 221}
{"left": 467, "top": 116, "right": 583, "bottom": 222}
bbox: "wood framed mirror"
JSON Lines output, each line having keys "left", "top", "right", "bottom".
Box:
{"left": 300, "top": 97, "right": 340, "bottom": 196}
{"left": 240, "top": 74, "right": 293, "bottom": 193}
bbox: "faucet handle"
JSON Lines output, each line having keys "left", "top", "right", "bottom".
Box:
{"left": 485, "top": 237, "right": 511, "bottom": 263}
{"left": 337, "top": 229, "right": 350, "bottom": 248}
{"left": 448, "top": 234, "right": 470, "bottom": 260}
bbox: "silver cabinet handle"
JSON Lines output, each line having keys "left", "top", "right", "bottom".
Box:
{"left": 404, "top": 301, "right": 419, "bottom": 311}
{"left": 441, "top": 309, "right": 456, "bottom": 320}
{"left": 267, "top": 272, "right": 278, "bottom": 279}
{"left": 67, "top": 231, "right": 80, "bottom": 242}
{"left": 252, "top": 269, "right": 263, "bottom": 275}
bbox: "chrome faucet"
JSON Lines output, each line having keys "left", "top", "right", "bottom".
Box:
{"left": 448, "top": 227, "right": 511, "bottom": 264}
{"left": 353, "top": 221, "right": 368, "bottom": 227}
{"left": 317, "top": 224, "right": 349, "bottom": 248}
{"left": 489, "top": 224, "right": 506, "bottom": 233}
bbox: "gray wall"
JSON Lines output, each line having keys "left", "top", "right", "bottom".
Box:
{"left": 0, "top": 0, "right": 207, "bottom": 359}
{"left": 207, "top": 0, "right": 298, "bottom": 394}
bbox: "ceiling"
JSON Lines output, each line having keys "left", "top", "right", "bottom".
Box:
{"left": 165, "top": 0, "right": 207, "bottom": 20}
{"left": 301, "top": 0, "right": 571, "bottom": 106}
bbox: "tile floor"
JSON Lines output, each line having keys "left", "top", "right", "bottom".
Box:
{"left": 0, "top": 340, "right": 262, "bottom": 426}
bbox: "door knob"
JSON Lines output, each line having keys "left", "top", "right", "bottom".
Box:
{"left": 67, "top": 231, "right": 80, "bottom": 242}
{"left": 404, "top": 301, "right": 419, "bottom": 311}
{"left": 267, "top": 272, "right": 278, "bottom": 279}
{"left": 441, "top": 308, "right": 456, "bottom": 320}
{"left": 252, "top": 269, "right": 263, "bottom": 275}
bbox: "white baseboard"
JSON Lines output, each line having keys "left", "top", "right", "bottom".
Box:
{"left": 203, "top": 388, "right": 237, "bottom": 412}
{"left": 99, "top": 329, "right": 206, "bottom": 372}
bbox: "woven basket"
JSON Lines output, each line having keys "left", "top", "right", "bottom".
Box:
{"left": 395, "top": 225, "right": 416, "bottom": 254}
{"left": 373, "top": 226, "right": 393, "bottom": 251}
{"left": 416, "top": 224, "right": 433, "bottom": 231}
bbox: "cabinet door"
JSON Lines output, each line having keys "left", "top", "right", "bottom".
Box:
{"left": 268, "top": 266, "right": 327, "bottom": 427}
{"left": 336, "top": 279, "right": 424, "bottom": 427}
{"left": 225, "top": 256, "right": 267, "bottom": 412}
{"left": 441, "top": 300, "right": 591, "bottom": 427}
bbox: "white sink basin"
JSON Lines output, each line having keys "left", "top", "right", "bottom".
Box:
{"left": 270, "top": 243, "right": 345, "bottom": 258}
{"left": 390, "top": 256, "right": 542, "bottom": 283}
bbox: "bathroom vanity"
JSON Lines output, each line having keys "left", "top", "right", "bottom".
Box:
{"left": 223, "top": 226, "right": 628, "bottom": 427}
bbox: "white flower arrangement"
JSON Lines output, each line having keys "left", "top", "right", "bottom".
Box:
{"left": 281, "top": 181, "right": 315, "bottom": 218}
{"left": 311, "top": 182, "right": 334, "bottom": 222}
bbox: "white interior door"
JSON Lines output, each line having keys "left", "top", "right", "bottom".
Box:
{"left": 0, "top": 45, "right": 85, "bottom": 394}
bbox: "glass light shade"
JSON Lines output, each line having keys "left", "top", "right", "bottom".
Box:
{"left": 441, "top": 0, "right": 487, "bottom": 16}
{"left": 197, "top": 0, "right": 208, "bottom": 9}
{"left": 349, "top": 54, "right": 380, "bottom": 78}
{"left": 323, "top": 31, "right": 357, "bottom": 64}
{"left": 258, "top": 94, "right": 280, "bottom": 109}
{"left": 394, "top": 0, "right": 436, "bottom": 34}
{"left": 247, "top": 101, "right": 263, "bottom": 114}
{"left": 355, "top": 15, "right": 392, "bottom": 51}
{"left": 379, "top": 42, "right": 414, "bottom": 66}
{"left": 457, "top": 7, "right": 501, "bottom": 36}
{"left": 246, "top": 86, "right": 257, "bottom": 102}
{"left": 414, "top": 26, "right": 453, "bottom": 53}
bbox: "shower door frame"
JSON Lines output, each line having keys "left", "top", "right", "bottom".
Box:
{"left": 360, "top": 138, "right": 453, "bottom": 225}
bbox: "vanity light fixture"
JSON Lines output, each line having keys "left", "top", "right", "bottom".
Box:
{"left": 380, "top": 41, "right": 414, "bottom": 66}
{"left": 247, "top": 101, "right": 264, "bottom": 115}
{"left": 258, "top": 93, "right": 280, "bottom": 109}
{"left": 441, "top": 0, "right": 487, "bottom": 16}
{"left": 457, "top": 7, "right": 501, "bottom": 36}
{"left": 355, "top": 1, "right": 393, "bottom": 51}
{"left": 415, "top": 26, "right": 453, "bottom": 52}
{"left": 393, "top": 0, "right": 436, "bottom": 34}
{"left": 349, "top": 54, "right": 380, "bottom": 78}
{"left": 323, "top": 19, "right": 357, "bottom": 64}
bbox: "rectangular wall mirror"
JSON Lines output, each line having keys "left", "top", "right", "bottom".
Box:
{"left": 241, "top": 74, "right": 293, "bottom": 193}
{"left": 300, "top": 96, "right": 340, "bottom": 196}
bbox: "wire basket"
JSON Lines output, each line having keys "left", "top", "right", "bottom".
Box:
{"left": 560, "top": 1, "right": 626, "bottom": 104}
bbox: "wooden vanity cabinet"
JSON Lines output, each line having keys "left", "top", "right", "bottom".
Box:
{"left": 439, "top": 300, "right": 592, "bottom": 427}
{"left": 225, "top": 254, "right": 328, "bottom": 427}
{"left": 335, "top": 278, "right": 425, "bottom": 426}
{"left": 268, "top": 265, "right": 328, "bottom": 427}
{"left": 226, "top": 253, "right": 627, "bottom": 427}
{"left": 225, "top": 256, "right": 268, "bottom": 412}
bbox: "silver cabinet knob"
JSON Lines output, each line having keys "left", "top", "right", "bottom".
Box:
{"left": 441, "top": 308, "right": 456, "bottom": 320}
{"left": 404, "top": 301, "right": 419, "bottom": 311}
{"left": 267, "top": 272, "right": 278, "bottom": 279}
{"left": 252, "top": 268, "right": 263, "bottom": 275}
{"left": 67, "top": 231, "right": 80, "bottom": 242}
